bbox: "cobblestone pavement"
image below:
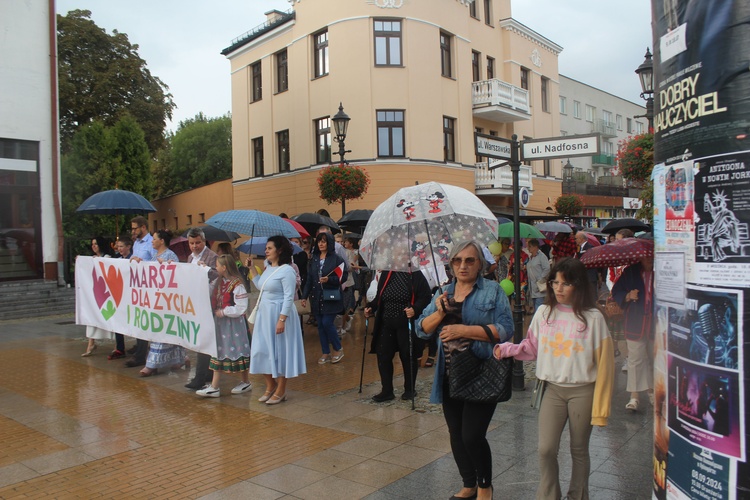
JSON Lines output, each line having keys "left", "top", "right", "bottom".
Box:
{"left": 0, "top": 313, "right": 654, "bottom": 499}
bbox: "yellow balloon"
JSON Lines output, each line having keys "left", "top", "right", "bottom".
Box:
{"left": 255, "top": 265, "right": 263, "bottom": 275}
{"left": 488, "top": 241, "right": 502, "bottom": 256}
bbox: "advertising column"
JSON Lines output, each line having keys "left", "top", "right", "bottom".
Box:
{"left": 650, "top": 1, "right": 750, "bottom": 498}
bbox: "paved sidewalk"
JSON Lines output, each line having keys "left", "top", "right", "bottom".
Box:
{"left": 0, "top": 313, "right": 653, "bottom": 499}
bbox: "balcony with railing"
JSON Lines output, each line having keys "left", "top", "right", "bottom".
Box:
{"left": 591, "top": 154, "right": 615, "bottom": 166}
{"left": 472, "top": 79, "right": 531, "bottom": 123}
{"left": 475, "top": 160, "right": 533, "bottom": 192}
{"left": 591, "top": 119, "right": 617, "bottom": 138}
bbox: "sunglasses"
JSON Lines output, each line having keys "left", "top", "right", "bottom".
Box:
{"left": 548, "top": 280, "right": 573, "bottom": 288}
{"left": 451, "top": 257, "right": 478, "bottom": 266}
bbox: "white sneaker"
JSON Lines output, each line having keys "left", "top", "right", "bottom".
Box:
{"left": 621, "top": 359, "right": 628, "bottom": 372}
{"left": 231, "top": 382, "right": 252, "bottom": 394}
{"left": 196, "top": 385, "right": 220, "bottom": 398}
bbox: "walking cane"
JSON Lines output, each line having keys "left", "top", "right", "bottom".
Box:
{"left": 358, "top": 316, "right": 369, "bottom": 393}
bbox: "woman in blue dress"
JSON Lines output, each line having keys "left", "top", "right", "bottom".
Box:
{"left": 247, "top": 235, "right": 306, "bottom": 405}
{"left": 139, "top": 229, "right": 188, "bottom": 376}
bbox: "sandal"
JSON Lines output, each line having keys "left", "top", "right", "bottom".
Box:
{"left": 625, "top": 398, "right": 639, "bottom": 411}
{"left": 139, "top": 367, "right": 158, "bottom": 377}
{"left": 424, "top": 356, "right": 435, "bottom": 368}
{"left": 318, "top": 355, "right": 331, "bottom": 364}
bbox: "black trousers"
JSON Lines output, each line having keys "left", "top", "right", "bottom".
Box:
{"left": 190, "top": 352, "right": 212, "bottom": 384}
{"left": 442, "top": 384, "right": 498, "bottom": 489}
{"left": 114, "top": 333, "right": 125, "bottom": 352}
{"left": 376, "top": 317, "right": 421, "bottom": 394}
{"left": 132, "top": 338, "right": 149, "bottom": 363}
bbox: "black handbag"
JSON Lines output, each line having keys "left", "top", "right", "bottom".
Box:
{"left": 448, "top": 325, "right": 513, "bottom": 403}
{"left": 322, "top": 287, "right": 341, "bottom": 301}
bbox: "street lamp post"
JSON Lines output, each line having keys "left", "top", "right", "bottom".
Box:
{"left": 634, "top": 48, "right": 654, "bottom": 132}
{"left": 331, "top": 102, "right": 352, "bottom": 216}
{"left": 563, "top": 159, "right": 574, "bottom": 195}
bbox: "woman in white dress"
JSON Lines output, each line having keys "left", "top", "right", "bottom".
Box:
{"left": 83, "top": 236, "right": 114, "bottom": 356}
{"left": 246, "top": 235, "right": 307, "bottom": 405}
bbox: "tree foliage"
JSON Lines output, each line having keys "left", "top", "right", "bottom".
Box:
{"left": 62, "top": 116, "right": 152, "bottom": 238}
{"left": 554, "top": 194, "right": 585, "bottom": 217}
{"left": 163, "top": 113, "right": 232, "bottom": 196}
{"left": 57, "top": 9, "right": 175, "bottom": 155}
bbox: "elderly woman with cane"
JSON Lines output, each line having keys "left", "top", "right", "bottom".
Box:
{"left": 416, "top": 240, "right": 513, "bottom": 500}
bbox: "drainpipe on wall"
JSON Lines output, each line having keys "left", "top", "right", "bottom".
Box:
{"left": 49, "top": 0, "right": 65, "bottom": 285}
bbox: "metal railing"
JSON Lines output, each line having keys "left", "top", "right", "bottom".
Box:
{"left": 475, "top": 162, "right": 533, "bottom": 190}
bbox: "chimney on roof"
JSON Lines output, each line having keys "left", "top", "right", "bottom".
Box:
{"left": 265, "top": 10, "right": 286, "bottom": 23}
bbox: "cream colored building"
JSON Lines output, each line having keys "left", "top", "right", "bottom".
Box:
{"left": 221, "top": 0, "right": 563, "bottom": 220}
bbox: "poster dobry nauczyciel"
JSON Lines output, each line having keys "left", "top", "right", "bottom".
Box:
{"left": 651, "top": 0, "right": 749, "bottom": 498}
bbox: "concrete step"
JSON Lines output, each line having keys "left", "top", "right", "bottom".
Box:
{"left": 0, "top": 281, "right": 76, "bottom": 321}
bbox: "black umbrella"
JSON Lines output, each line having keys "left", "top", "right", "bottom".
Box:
{"left": 184, "top": 226, "right": 239, "bottom": 242}
{"left": 76, "top": 189, "right": 156, "bottom": 215}
{"left": 337, "top": 209, "right": 373, "bottom": 231}
{"left": 602, "top": 218, "right": 650, "bottom": 234}
{"left": 291, "top": 212, "right": 341, "bottom": 235}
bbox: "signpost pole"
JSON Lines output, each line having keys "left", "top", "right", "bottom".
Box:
{"left": 510, "top": 134, "right": 525, "bottom": 391}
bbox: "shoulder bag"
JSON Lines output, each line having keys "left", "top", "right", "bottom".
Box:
{"left": 448, "top": 325, "right": 513, "bottom": 404}
{"left": 247, "top": 265, "right": 284, "bottom": 325}
{"left": 294, "top": 285, "right": 311, "bottom": 315}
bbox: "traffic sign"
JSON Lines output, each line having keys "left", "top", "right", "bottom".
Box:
{"left": 475, "top": 133, "right": 512, "bottom": 161}
{"left": 520, "top": 187, "right": 530, "bottom": 208}
{"left": 521, "top": 133, "right": 599, "bottom": 161}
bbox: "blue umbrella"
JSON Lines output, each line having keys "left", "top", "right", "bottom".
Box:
{"left": 76, "top": 189, "right": 156, "bottom": 215}
{"left": 237, "top": 237, "right": 303, "bottom": 255}
{"left": 205, "top": 210, "right": 300, "bottom": 238}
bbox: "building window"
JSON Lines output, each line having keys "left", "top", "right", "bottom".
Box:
{"left": 187, "top": 215, "right": 192, "bottom": 226}
{"left": 440, "top": 32, "right": 452, "bottom": 78}
{"left": 484, "top": 0, "right": 493, "bottom": 25}
{"left": 469, "top": 0, "right": 478, "bottom": 18}
{"left": 541, "top": 77, "right": 549, "bottom": 113}
{"left": 471, "top": 51, "right": 481, "bottom": 82}
{"left": 198, "top": 213, "right": 205, "bottom": 223}
{"left": 627, "top": 117, "right": 633, "bottom": 133}
{"left": 489, "top": 130, "right": 497, "bottom": 136}
{"left": 276, "top": 49, "right": 288, "bottom": 93}
{"left": 252, "top": 137, "right": 264, "bottom": 177}
{"left": 314, "top": 117, "right": 331, "bottom": 164}
{"left": 313, "top": 30, "right": 329, "bottom": 78}
{"left": 520, "top": 67, "right": 529, "bottom": 90}
{"left": 486, "top": 56, "right": 495, "bottom": 79}
{"left": 603, "top": 110, "right": 613, "bottom": 125}
{"left": 152, "top": 220, "right": 158, "bottom": 232}
{"left": 277, "top": 130, "right": 290, "bottom": 172}
{"left": 443, "top": 116, "right": 456, "bottom": 162}
{"left": 573, "top": 100, "right": 581, "bottom": 119}
{"left": 559, "top": 96, "right": 567, "bottom": 115}
{"left": 374, "top": 19, "right": 402, "bottom": 66}
{"left": 616, "top": 114, "right": 623, "bottom": 130}
{"left": 251, "top": 61, "right": 262, "bottom": 102}
{"left": 603, "top": 141, "right": 614, "bottom": 155}
{"left": 161, "top": 219, "right": 166, "bottom": 229}
{"left": 635, "top": 121, "right": 645, "bottom": 134}
{"left": 585, "top": 104, "right": 595, "bottom": 122}
{"left": 377, "top": 110, "right": 405, "bottom": 157}
{"left": 543, "top": 159, "right": 551, "bottom": 177}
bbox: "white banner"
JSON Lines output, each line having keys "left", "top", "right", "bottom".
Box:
{"left": 75, "top": 256, "right": 217, "bottom": 357}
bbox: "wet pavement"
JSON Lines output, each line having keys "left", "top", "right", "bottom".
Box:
{"left": 0, "top": 313, "right": 653, "bottom": 499}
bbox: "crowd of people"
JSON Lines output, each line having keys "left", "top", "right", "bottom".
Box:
{"left": 79, "top": 213, "right": 653, "bottom": 499}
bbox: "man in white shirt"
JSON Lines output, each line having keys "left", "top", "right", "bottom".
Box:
{"left": 185, "top": 227, "right": 219, "bottom": 389}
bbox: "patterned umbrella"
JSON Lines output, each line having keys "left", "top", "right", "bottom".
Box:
{"left": 497, "top": 222, "right": 545, "bottom": 239}
{"left": 360, "top": 182, "right": 498, "bottom": 272}
{"left": 580, "top": 238, "right": 653, "bottom": 268}
{"left": 582, "top": 232, "right": 602, "bottom": 247}
{"left": 205, "top": 210, "right": 300, "bottom": 238}
{"left": 236, "top": 237, "right": 303, "bottom": 256}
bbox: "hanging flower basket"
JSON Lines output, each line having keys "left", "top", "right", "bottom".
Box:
{"left": 615, "top": 133, "right": 654, "bottom": 188}
{"left": 318, "top": 165, "right": 371, "bottom": 205}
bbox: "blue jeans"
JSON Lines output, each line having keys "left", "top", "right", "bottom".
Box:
{"left": 316, "top": 313, "right": 341, "bottom": 354}
{"left": 533, "top": 297, "right": 545, "bottom": 313}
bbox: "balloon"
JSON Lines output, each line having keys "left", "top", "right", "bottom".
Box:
{"left": 500, "top": 279, "right": 514, "bottom": 296}
{"left": 255, "top": 265, "right": 263, "bottom": 275}
{"left": 488, "top": 241, "right": 502, "bottom": 256}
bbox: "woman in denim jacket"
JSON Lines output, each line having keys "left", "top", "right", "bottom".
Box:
{"left": 416, "top": 240, "right": 513, "bottom": 500}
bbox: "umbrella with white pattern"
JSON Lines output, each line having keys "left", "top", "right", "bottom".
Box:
{"left": 359, "top": 182, "right": 498, "bottom": 272}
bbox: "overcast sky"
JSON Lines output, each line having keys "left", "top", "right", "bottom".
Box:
{"left": 56, "top": 0, "right": 652, "bottom": 131}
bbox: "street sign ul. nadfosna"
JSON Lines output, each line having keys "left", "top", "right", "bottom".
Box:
{"left": 521, "top": 133, "right": 600, "bottom": 161}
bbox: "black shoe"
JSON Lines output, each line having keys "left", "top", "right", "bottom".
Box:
{"left": 401, "top": 390, "right": 417, "bottom": 400}
{"left": 185, "top": 379, "right": 206, "bottom": 390}
{"left": 124, "top": 357, "right": 144, "bottom": 368}
{"left": 372, "top": 392, "right": 395, "bottom": 402}
{"left": 126, "top": 345, "right": 137, "bottom": 355}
